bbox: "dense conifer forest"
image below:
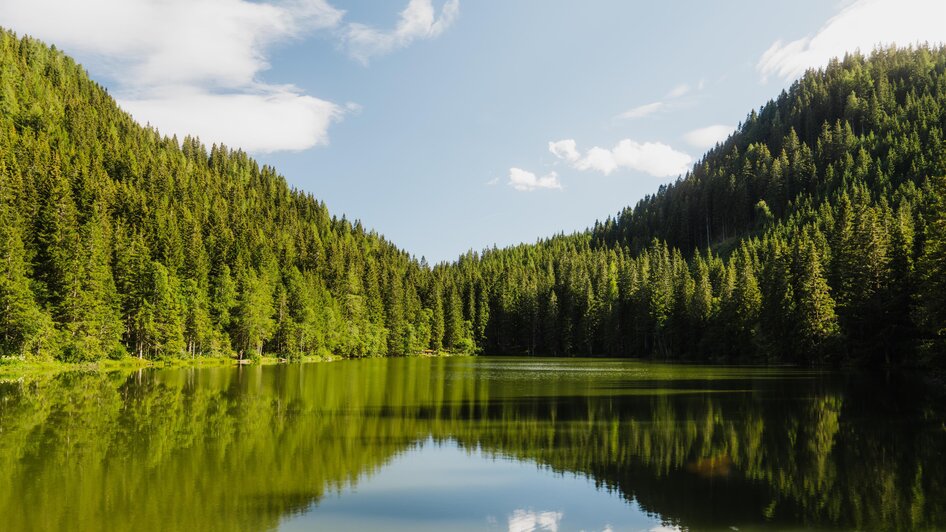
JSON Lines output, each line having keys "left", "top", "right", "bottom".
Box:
{"left": 1, "top": 28, "right": 944, "bottom": 366}
{"left": 443, "top": 46, "right": 946, "bottom": 366}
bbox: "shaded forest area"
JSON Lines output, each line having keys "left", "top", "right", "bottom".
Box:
{"left": 1, "top": 28, "right": 945, "bottom": 366}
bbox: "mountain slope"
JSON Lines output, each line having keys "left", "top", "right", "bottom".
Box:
{"left": 1, "top": 30, "right": 944, "bottom": 367}
{"left": 439, "top": 47, "right": 946, "bottom": 365}
{"left": 596, "top": 47, "right": 946, "bottom": 253}
{"left": 0, "top": 29, "right": 444, "bottom": 361}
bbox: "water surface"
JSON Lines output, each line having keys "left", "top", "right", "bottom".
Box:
{"left": 1, "top": 357, "right": 944, "bottom": 530}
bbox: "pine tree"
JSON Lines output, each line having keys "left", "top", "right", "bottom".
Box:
{"left": 77, "top": 203, "right": 124, "bottom": 358}
{"left": 145, "top": 260, "right": 185, "bottom": 359}
{"left": 792, "top": 234, "right": 840, "bottom": 362}
{"left": 690, "top": 255, "right": 714, "bottom": 333}
{"left": 0, "top": 203, "right": 55, "bottom": 358}
{"left": 727, "top": 247, "right": 762, "bottom": 355}
{"left": 760, "top": 238, "right": 796, "bottom": 360}
{"left": 182, "top": 278, "right": 213, "bottom": 357}
{"left": 210, "top": 264, "right": 237, "bottom": 331}
{"left": 474, "top": 280, "right": 489, "bottom": 350}
{"left": 917, "top": 175, "right": 946, "bottom": 359}
{"left": 33, "top": 156, "right": 82, "bottom": 323}
{"left": 232, "top": 267, "right": 275, "bottom": 360}
{"left": 429, "top": 282, "right": 444, "bottom": 352}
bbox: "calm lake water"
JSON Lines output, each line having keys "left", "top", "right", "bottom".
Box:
{"left": 1, "top": 357, "right": 944, "bottom": 531}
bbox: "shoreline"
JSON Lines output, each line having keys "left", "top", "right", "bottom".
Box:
{"left": 0, "top": 351, "right": 465, "bottom": 380}
{"left": 4, "top": 353, "right": 936, "bottom": 382}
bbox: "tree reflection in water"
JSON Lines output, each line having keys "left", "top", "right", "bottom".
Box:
{"left": 0, "top": 357, "right": 943, "bottom": 531}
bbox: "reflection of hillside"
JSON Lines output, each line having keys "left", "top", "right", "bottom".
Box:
{"left": 0, "top": 365, "right": 423, "bottom": 531}
{"left": 0, "top": 359, "right": 943, "bottom": 531}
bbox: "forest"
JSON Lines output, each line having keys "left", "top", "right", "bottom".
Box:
{"left": 1, "top": 27, "right": 945, "bottom": 366}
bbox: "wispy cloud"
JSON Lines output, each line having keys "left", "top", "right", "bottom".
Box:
{"left": 617, "top": 80, "right": 701, "bottom": 120}
{"left": 345, "top": 0, "right": 460, "bottom": 64}
{"left": 665, "top": 83, "right": 690, "bottom": 99}
{"left": 549, "top": 138, "right": 691, "bottom": 178}
{"left": 507, "top": 168, "right": 562, "bottom": 192}
{"left": 618, "top": 101, "right": 664, "bottom": 120}
{"left": 758, "top": 0, "right": 946, "bottom": 81}
{"left": 683, "top": 124, "right": 735, "bottom": 150}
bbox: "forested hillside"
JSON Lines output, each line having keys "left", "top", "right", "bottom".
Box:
{"left": 1, "top": 28, "right": 945, "bottom": 366}
{"left": 439, "top": 47, "right": 946, "bottom": 366}
{"left": 0, "top": 30, "right": 449, "bottom": 362}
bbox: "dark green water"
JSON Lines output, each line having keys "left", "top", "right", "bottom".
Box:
{"left": 1, "top": 357, "right": 944, "bottom": 531}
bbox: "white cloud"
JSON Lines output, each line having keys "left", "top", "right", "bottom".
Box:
{"left": 508, "top": 509, "right": 563, "bottom": 532}
{"left": 618, "top": 101, "right": 664, "bottom": 120}
{"left": 485, "top": 176, "right": 500, "bottom": 185}
{"left": 617, "top": 80, "right": 703, "bottom": 120}
{"left": 665, "top": 83, "right": 690, "bottom": 99}
{"left": 0, "top": 0, "right": 342, "bottom": 88}
{"left": 0, "top": 0, "right": 347, "bottom": 152}
{"left": 119, "top": 86, "right": 342, "bottom": 153}
{"left": 507, "top": 168, "right": 562, "bottom": 192}
{"left": 345, "top": 0, "right": 460, "bottom": 64}
{"left": 549, "top": 139, "right": 692, "bottom": 178}
{"left": 576, "top": 146, "right": 619, "bottom": 175}
{"left": 758, "top": 0, "right": 946, "bottom": 81}
{"left": 683, "top": 124, "right": 735, "bottom": 150}
{"left": 548, "top": 139, "right": 580, "bottom": 162}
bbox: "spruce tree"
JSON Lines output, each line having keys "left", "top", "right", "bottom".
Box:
{"left": 0, "top": 203, "right": 55, "bottom": 358}
{"left": 917, "top": 175, "right": 946, "bottom": 359}
{"left": 792, "top": 234, "right": 840, "bottom": 362}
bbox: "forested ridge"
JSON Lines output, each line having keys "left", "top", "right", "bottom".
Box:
{"left": 0, "top": 29, "right": 442, "bottom": 362}
{"left": 443, "top": 46, "right": 946, "bottom": 366}
{"left": 1, "top": 28, "right": 945, "bottom": 366}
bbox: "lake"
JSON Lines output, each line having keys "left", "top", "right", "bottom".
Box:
{"left": 1, "top": 357, "right": 944, "bottom": 531}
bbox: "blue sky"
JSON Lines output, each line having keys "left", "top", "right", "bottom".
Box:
{"left": 3, "top": 0, "right": 945, "bottom": 262}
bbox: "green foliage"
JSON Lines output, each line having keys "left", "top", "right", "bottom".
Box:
{"left": 438, "top": 46, "right": 946, "bottom": 366}
{"left": 1, "top": 30, "right": 944, "bottom": 366}
{"left": 0, "top": 203, "right": 55, "bottom": 358}
{"left": 917, "top": 175, "right": 946, "bottom": 358}
{"left": 0, "top": 29, "right": 441, "bottom": 362}
{"left": 1, "top": 360, "right": 944, "bottom": 530}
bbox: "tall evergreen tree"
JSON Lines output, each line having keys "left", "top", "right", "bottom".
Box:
{"left": 232, "top": 268, "right": 275, "bottom": 360}
{"left": 0, "top": 203, "right": 54, "bottom": 357}
{"left": 917, "top": 175, "right": 946, "bottom": 360}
